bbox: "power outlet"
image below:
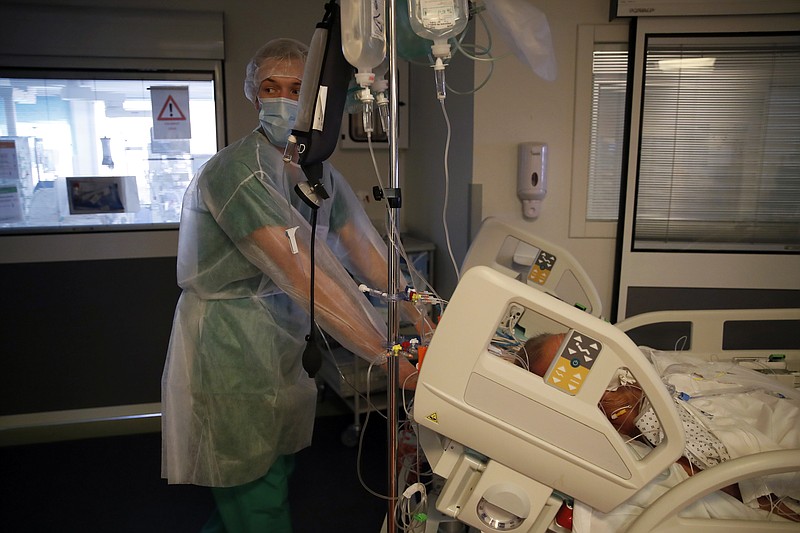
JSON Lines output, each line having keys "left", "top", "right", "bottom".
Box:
{"left": 503, "top": 303, "right": 525, "bottom": 331}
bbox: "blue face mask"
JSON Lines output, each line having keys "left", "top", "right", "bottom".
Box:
{"left": 258, "top": 97, "right": 298, "bottom": 147}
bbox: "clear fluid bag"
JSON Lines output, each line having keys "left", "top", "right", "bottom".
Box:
{"left": 341, "top": 0, "right": 387, "bottom": 76}
{"left": 407, "top": 0, "right": 468, "bottom": 46}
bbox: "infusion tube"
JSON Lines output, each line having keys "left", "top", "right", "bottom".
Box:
{"left": 433, "top": 56, "right": 447, "bottom": 100}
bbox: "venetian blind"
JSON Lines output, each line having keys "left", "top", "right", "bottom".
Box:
{"left": 634, "top": 36, "right": 800, "bottom": 251}
{"left": 587, "top": 48, "right": 629, "bottom": 221}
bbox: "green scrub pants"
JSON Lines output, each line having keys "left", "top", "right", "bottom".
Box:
{"left": 201, "top": 455, "right": 295, "bottom": 533}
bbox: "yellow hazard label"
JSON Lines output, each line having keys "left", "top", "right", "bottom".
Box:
{"left": 426, "top": 413, "right": 439, "bottom": 424}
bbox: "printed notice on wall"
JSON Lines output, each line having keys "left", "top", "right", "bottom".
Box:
{"left": 150, "top": 86, "right": 191, "bottom": 140}
{"left": 0, "top": 140, "right": 23, "bottom": 222}
{"left": 0, "top": 140, "right": 20, "bottom": 182}
{"left": 0, "top": 183, "right": 23, "bottom": 222}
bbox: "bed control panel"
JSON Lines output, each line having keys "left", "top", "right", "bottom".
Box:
{"left": 527, "top": 249, "right": 556, "bottom": 286}
{"left": 545, "top": 330, "right": 602, "bottom": 395}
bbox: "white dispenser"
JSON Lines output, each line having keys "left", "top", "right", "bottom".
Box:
{"left": 518, "top": 142, "right": 547, "bottom": 218}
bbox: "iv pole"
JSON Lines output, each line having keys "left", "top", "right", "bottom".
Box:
{"left": 385, "top": 0, "right": 400, "bottom": 531}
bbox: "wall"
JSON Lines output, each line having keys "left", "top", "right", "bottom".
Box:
{"left": 0, "top": 0, "right": 446, "bottom": 436}
{"left": 472, "top": 0, "right": 625, "bottom": 315}
{"left": 9, "top": 0, "right": 646, "bottom": 429}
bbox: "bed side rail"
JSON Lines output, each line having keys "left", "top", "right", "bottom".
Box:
{"left": 628, "top": 448, "right": 800, "bottom": 533}
{"left": 616, "top": 308, "right": 800, "bottom": 372}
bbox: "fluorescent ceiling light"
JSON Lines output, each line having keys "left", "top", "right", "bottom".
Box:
{"left": 658, "top": 57, "right": 716, "bottom": 71}
{"left": 122, "top": 99, "right": 151, "bottom": 112}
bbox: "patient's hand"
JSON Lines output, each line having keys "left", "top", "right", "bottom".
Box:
{"left": 756, "top": 496, "right": 800, "bottom": 521}
{"left": 376, "top": 354, "right": 418, "bottom": 390}
{"left": 399, "top": 357, "right": 418, "bottom": 390}
{"left": 677, "top": 458, "right": 800, "bottom": 522}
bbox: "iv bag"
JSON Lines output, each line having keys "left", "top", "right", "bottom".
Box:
{"left": 395, "top": 0, "right": 434, "bottom": 62}
{"left": 341, "top": 0, "right": 386, "bottom": 77}
{"left": 407, "top": 0, "right": 469, "bottom": 43}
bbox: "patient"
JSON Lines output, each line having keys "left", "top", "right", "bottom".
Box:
{"left": 518, "top": 333, "right": 645, "bottom": 439}
{"left": 516, "top": 333, "right": 800, "bottom": 523}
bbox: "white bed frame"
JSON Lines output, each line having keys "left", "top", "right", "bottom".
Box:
{"left": 412, "top": 217, "right": 800, "bottom": 532}
{"left": 616, "top": 307, "right": 800, "bottom": 532}
{"left": 617, "top": 307, "right": 800, "bottom": 372}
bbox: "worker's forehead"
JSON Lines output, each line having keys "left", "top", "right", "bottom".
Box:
{"left": 256, "top": 58, "right": 304, "bottom": 83}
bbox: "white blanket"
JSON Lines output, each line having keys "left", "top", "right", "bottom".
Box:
{"left": 573, "top": 452, "right": 768, "bottom": 533}
{"left": 573, "top": 348, "right": 800, "bottom": 532}
{"left": 644, "top": 348, "right": 800, "bottom": 504}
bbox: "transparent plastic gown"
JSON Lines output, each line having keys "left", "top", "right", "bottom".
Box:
{"left": 162, "top": 130, "right": 391, "bottom": 487}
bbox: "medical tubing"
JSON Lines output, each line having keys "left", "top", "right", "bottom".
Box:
{"left": 356, "top": 359, "right": 395, "bottom": 500}
{"left": 439, "top": 99, "right": 460, "bottom": 281}
{"left": 301, "top": 207, "right": 322, "bottom": 377}
{"left": 367, "top": 107, "right": 444, "bottom": 331}
{"left": 316, "top": 322, "right": 387, "bottom": 415}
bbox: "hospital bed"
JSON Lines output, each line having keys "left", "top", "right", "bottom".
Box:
{"left": 407, "top": 217, "right": 799, "bottom": 533}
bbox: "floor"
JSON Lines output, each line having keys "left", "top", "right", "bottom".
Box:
{"left": 1, "top": 393, "right": 393, "bottom": 533}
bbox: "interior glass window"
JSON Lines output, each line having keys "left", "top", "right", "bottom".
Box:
{"left": 633, "top": 35, "right": 800, "bottom": 252}
{"left": 0, "top": 71, "right": 218, "bottom": 233}
{"left": 587, "top": 47, "right": 628, "bottom": 222}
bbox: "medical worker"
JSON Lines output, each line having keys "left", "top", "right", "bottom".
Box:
{"left": 161, "top": 38, "right": 425, "bottom": 532}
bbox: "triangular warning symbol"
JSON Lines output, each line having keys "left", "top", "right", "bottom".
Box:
{"left": 426, "top": 413, "right": 439, "bottom": 424}
{"left": 157, "top": 95, "right": 187, "bottom": 121}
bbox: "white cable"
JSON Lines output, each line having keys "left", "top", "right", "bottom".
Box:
{"left": 399, "top": 481, "right": 428, "bottom": 532}
{"left": 316, "top": 322, "right": 387, "bottom": 416}
{"left": 438, "top": 99, "right": 461, "bottom": 282}
{"left": 356, "top": 359, "right": 392, "bottom": 500}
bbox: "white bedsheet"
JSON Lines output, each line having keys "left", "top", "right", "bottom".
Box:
{"left": 573, "top": 448, "right": 768, "bottom": 533}
{"left": 573, "top": 348, "right": 800, "bottom": 531}
{"left": 643, "top": 348, "right": 800, "bottom": 504}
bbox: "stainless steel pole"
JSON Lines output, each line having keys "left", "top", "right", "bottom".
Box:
{"left": 386, "top": 0, "right": 400, "bottom": 531}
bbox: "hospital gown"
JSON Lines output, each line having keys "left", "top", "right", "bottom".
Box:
{"left": 574, "top": 348, "right": 800, "bottom": 531}
{"left": 643, "top": 348, "right": 800, "bottom": 505}
{"left": 161, "top": 130, "right": 390, "bottom": 487}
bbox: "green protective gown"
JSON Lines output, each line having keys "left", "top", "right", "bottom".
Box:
{"left": 162, "top": 130, "right": 389, "bottom": 487}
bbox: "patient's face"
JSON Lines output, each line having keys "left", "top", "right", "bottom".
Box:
{"left": 599, "top": 386, "right": 644, "bottom": 437}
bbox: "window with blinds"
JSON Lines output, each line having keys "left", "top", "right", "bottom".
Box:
{"left": 633, "top": 34, "right": 800, "bottom": 252}
{"left": 587, "top": 48, "right": 629, "bottom": 221}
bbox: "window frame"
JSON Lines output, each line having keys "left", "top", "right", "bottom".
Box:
{"left": 0, "top": 56, "right": 225, "bottom": 264}
{"left": 570, "top": 24, "right": 630, "bottom": 239}
{"left": 631, "top": 33, "right": 800, "bottom": 252}
{"left": 615, "top": 14, "right": 800, "bottom": 321}
{"left": 0, "top": 65, "right": 222, "bottom": 234}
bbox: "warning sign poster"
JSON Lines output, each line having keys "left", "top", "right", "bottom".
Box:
{"left": 150, "top": 86, "right": 191, "bottom": 140}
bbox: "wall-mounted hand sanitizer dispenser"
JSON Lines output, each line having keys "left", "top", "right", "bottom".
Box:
{"left": 517, "top": 142, "right": 547, "bottom": 218}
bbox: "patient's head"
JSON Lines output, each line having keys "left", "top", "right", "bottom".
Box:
{"left": 518, "top": 333, "right": 645, "bottom": 438}
{"left": 598, "top": 385, "right": 644, "bottom": 437}
{"left": 518, "top": 332, "right": 566, "bottom": 376}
